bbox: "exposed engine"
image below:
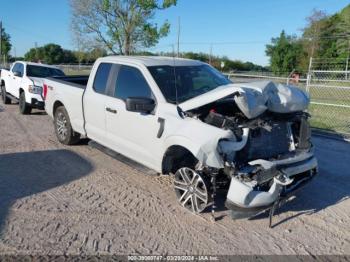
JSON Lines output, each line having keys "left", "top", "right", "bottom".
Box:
{"left": 186, "top": 93, "right": 312, "bottom": 188}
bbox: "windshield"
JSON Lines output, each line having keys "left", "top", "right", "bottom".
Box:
{"left": 27, "top": 65, "right": 65, "bottom": 78}
{"left": 148, "top": 64, "right": 231, "bottom": 103}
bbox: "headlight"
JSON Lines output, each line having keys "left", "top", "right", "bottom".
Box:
{"left": 28, "top": 85, "right": 42, "bottom": 94}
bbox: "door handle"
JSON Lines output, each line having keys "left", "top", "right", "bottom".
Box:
{"left": 106, "top": 107, "right": 117, "bottom": 114}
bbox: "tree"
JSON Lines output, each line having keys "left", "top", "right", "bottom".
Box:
{"left": 335, "top": 5, "right": 350, "bottom": 59}
{"left": 24, "top": 43, "right": 76, "bottom": 64}
{"left": 265, "top": 31, "right": 305, "bottom": 75}
{"left": 302, "top": 9, "right": 328, "bottom": 58}
{"left": 1, "top": 27, "right": 12, "bottom": 59}
{"left": 70, "top": 0, "right": 177, "bottom": 55}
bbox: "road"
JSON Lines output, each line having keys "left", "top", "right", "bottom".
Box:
{"left": 0, "top": 102, "right": 349, "bottom": 255}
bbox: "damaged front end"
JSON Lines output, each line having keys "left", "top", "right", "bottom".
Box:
{"left": 184, "top": 81, "right": 318, "bottom": 220}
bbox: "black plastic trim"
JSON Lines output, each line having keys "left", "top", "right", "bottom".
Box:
{"left": 157, "top": 117, "right": 165, "bottom": 138}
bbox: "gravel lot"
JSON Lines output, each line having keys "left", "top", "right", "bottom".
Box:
{"left": 0, "top": 102, "right": 349, "bottom": 255}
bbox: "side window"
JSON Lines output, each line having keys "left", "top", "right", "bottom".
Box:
{"left": 12, "top": 63, "right": 19, "bottom": 73}
{"left": 93, "top": 63, "right": 112, "bottom": 94}
{"left": 18, "top": 64, "right": 24, "bottom": 77}
{"left": 114, "top": 65, "right": 152, "bottom": 100}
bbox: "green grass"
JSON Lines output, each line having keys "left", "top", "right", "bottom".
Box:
{"left": 64, "top": 69, "right": 91, "bottom": 76}
{"left": 308, "top": 103, "right": 350, "bottom": 135}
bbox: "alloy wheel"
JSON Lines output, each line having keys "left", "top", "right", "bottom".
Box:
{"left": 56, "top": 112, "right": 68, "bottom": 141}
{"left": 174, "top": 167, "right": 209, "bottom": 213}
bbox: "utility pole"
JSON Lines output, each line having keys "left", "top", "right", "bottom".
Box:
{"left": 0, "top": 21, "right": 3, "bottom": 65}
{"left": 177, "top": 17, "right": 180, "bottom": 58}
{"left": 209, "top": 44, "right": 213, "bottom": 65}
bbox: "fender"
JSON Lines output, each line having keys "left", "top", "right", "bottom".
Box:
{"left": 162, "top": 135, "right": 226, "bottom": 169}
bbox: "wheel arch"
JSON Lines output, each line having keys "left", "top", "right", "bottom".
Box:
{"left": 161, "top": 136, "right": 207, "bottom": 174}
{"left": 53, "top": 100, "right": 64, "bottom": 116}
{"left": 162, "top": 145, "right": 199, "bottom": 174}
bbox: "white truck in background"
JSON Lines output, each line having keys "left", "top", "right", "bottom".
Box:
{"left": 0, "top": 61, "right": 65, "bottom": 114}
{"left": 43, "top": 56, "right": 318, "bottom": 222}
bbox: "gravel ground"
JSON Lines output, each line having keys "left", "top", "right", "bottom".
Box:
{"left": 0, "top": 102, "right": 349, "bottom": 256}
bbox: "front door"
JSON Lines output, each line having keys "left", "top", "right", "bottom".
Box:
{"left": 13, "top": 63, "right": 24, "bottom": 98}
{"left": 105, "top": 64, "right": 161, "bottom": 170}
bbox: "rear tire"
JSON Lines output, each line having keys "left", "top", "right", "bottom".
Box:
{"left": 19, "top": 92, "right": 32, "bottom": 114}
{"left": 1, "top": 86, "right": 11, "bottom": 104}
{"left": 54, "top": 106, "right": 80, "bottom": 145}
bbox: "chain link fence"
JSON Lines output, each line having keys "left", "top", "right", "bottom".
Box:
{"left": 55, "top": 64, "right": 93, "bottom": 75}
{"left": 305, "top": 58, "right": 350, "bottom": 137}
{"left": 227, "top": 59, "right": 350, "bottom": 137}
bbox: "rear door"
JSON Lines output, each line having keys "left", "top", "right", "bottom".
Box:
{"left": 83, "top": 62, "right": 113, "bottom": 145}
{"left": 104, "top": 64, "right": 161, "bottom": 169}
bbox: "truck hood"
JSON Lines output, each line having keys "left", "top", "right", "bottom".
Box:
{"left": 179, "top": 80, "right": 310, "bottom": 119}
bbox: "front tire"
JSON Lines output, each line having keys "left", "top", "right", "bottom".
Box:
{"left": 174, "top": 167, "right": 211, "bottom": 213}
{"left": 1, "top": 86, "right": 11, "bottom": 104}
{"left": 54, "top": 106, "right": 80, "bottom": 145}
{"left": 19, "top": 92, "right": 32, "bottom": 114}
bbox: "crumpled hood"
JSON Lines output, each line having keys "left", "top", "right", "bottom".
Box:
{"left": 179, "top": 80, "right": 310, "bottom": 119}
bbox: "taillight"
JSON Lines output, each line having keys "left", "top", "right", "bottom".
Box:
{"left": 43, "top": 84, "right": 48, "bottom": 100}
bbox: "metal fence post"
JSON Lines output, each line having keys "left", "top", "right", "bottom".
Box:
{"left": 306, "top": 57, "right": 313, "bottom": 93}
{"left": 346, "top": 56, "right": 349, "bottom": 80}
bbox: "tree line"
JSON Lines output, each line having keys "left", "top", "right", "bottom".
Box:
{"left": 266, "top": 4, "right": 350, "bottom": 75}
{"left": 23, "top": 44, "right": 107, "bottom": 64}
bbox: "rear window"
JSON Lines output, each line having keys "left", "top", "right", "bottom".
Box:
{"left": 93, "top": 63, "right": 113, "bottom": 94}
{"left": 27, "top": 65, "right": 65, "bottom": 78}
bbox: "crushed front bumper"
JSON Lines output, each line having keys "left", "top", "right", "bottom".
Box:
{"left": 225, "top": 151, "right": 318, "bottom": 219}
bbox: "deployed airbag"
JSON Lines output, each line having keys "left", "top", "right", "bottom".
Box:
{"left": 234, "top": 81, "right": 309, "bottom": 119}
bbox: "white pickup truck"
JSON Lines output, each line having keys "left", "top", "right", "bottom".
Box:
{"left": 0, "top": 61, "right": 65, "bottom": 114}
{"left": 44, "top": 56, "right": 318, "bottom": 219}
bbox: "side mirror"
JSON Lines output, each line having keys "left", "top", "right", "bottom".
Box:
{"left": 13, "top": 71, "right": 22, "bottom": 77}
{"left": 126, "top": 97, "right": 155, "bottom": 114}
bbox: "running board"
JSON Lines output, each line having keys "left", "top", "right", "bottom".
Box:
{"left": 5, "top": 92, "right": 19, "bottom": 102}
{"left": 88, "top": 141, "right": 158, "bottom": 176}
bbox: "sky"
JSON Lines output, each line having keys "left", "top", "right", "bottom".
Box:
{"left": 0, "top": 0, "right": 349, "bottom": 66}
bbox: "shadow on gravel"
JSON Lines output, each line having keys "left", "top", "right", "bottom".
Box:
{"left": 30, "top": 111, "right": 47, "bottom": 115}
{"left": 250, "top": 137, "right": 350, "bottom": 227}
{"left": 0, "top": 149, "right": 93, "bottom": 235}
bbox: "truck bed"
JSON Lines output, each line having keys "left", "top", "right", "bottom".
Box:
{"left": 47, "top": 75, "right": 89, "bottom": 88}
{"left": 44, "top": 75, "right": 89, "bottom": 136}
